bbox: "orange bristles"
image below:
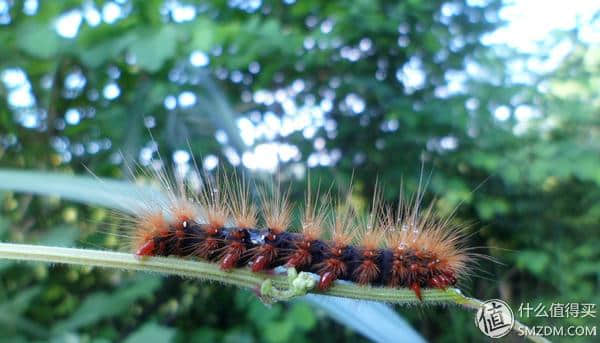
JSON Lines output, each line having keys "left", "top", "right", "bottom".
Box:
{"left": 330, "top": 203, "right": 357, "bottom": 247}
{"left": 132, "top": 211, "right": 168, "bottom": 256}
{"left": 359, "top": 228, "right": 382, "bottom": 251}
{"left": 354, "top": 220, "right": 383, "bottom": 285}
{"left": 353, "top": 192, "right": 384, "bottom": 285}
{"left": 134, "top": 212, "right": 168, "bottom": 243}
{"left": 170, "top": 200, "right": 198, "bottom": 225}
{"left": 198, "top": 173, "right": 229, "bottom": 230}
{"left": 226, "top": 174, "right": 258, "bottom": 229}
{"left": 260, "top": 181, "right": 292, "bottom": 233}
{"left": 301, "top": 182, "right": 329, "bottom": 240}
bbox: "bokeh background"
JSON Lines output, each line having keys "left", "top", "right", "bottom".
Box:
{"left": 0, "top": 0, "right": 599, "bottom": 342}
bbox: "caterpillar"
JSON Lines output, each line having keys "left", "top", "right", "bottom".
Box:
{"left": 122, "top": 164, "right": 471, "bottom": 301}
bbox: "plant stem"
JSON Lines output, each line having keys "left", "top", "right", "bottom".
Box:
{"left": 0, "top": 242, "right": 548, "bottom": 342}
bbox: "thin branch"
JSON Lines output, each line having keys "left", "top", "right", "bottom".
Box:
{"left": 0, "top": 242, "right": 454, "bottom": 302}
{"left": 0, "top": 242, "right": 549, "bottom": 342}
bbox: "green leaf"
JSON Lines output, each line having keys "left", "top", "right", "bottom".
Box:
{"left": 0, "top": 216, "right": 9, "bottom": 237}
{"left": 223, "top": 330, "right": 253, "bottom": 343}
{"left": 16, "top": 20, "right": 61, "bottom": 59}
{"left": 124, "top": 322, "right": 175, "bottom": 343}
{"left": 189, "top": 328, "right": 218, "bottom": 342}
{"left": 129, "top": 26, "right": 178, "bottom": 72}
{"left": 78, "top": 33, "right": 136, "bottom": 68}
{"left": 0, "top": 169, "right": 163, "bottom": 215}
{"left": 0, "top": 286, "right": 42, "bottom": 314}
{"left": 54, "top": 276, "right": 161, "bottom": 332}
{"left": 287, "top": 303, "right": 316, "bottom": 331}
{"left": 263, "top": 320, "right": 294, "bottom": 343}
{"left": 516, "top": 250, "right": 550, "bottom": 276}
{"left": 476, "top": 197, "right": 510, "bottom": 220}
{"left": 189, "top": 19, "right": 214, "bottom": 51}
{"left": 0, "top": 286, "right": 48, "bottom": 337}
{"left": 39, "top": 225, "right": 79, "bottom": 247}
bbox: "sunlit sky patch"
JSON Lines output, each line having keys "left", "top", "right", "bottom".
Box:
{"left": 55, "top": 10, "right": 82, "bottom": 39}
{"left": 482, "top": 0, "right": 600, "bottom": 50}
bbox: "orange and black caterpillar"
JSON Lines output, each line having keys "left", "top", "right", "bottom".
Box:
{"left": 128, "top": 172, "right": 470, "bottom": 301}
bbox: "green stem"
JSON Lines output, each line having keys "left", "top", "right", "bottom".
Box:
{"left": 0, "top": 242, "right": 548, "bottom": 342}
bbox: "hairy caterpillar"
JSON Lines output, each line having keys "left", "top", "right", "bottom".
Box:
{"left": 120, "top": 161, "right": 472, "bottom": 301}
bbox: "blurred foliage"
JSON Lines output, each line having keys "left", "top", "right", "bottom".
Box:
{"left": 0, "top": 0, "right": 599, "bottom": 342}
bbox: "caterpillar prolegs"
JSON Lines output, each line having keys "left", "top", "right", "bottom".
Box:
{"left": 127, "top": 169, "right": 471, "bottom": 301}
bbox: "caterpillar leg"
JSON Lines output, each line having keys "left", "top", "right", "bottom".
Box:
{"left": 410, "top": 283, "right": 423, "bottom": 301}
{"left": 135, "top": 240, "right": 156, "bottom": 257}
{"left": 354, "top": 259, "right": 380, "bottom": 285}
{"left": 220, "top": 241, "right": 246, "bottom": 270}
{"left": 195, "top": 237, "right": 221, "bottom": 259}
{"left": 220, "top": 228, "right": 250, "bottom": 270}
{"left": 251, "top": 244, "right": 277, "bottom": 272}
{"left": 318, "top": 271, "right": 337, "bottom": 290}
{"left": 285, "top": 248, "right": 312, "bottom": 269}
{"left": 317, "top": 258, "right": 347, "bottom": 291}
